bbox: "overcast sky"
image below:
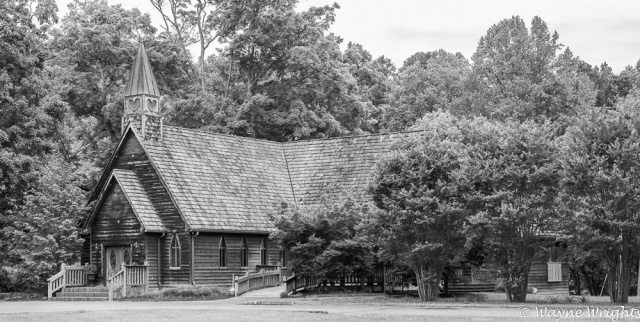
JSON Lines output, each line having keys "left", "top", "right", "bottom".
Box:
{"left": 57, "top": 0, "right": 640, "bottom": 72}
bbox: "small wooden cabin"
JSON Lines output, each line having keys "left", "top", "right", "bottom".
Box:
{"left": 82, "top": 43, "right": 412, "bottom": 288}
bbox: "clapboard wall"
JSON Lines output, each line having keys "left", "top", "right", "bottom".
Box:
{"left": 193, "top": 233, "right": 280, "bottom": 286}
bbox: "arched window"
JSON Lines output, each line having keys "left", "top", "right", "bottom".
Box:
{"left": 260, "top": 237, "right": 268, "bottom": 266}
{"left": 170, "top": 234, "right": 181, "bottom": 268}
{"left": 240, "top": 237, "right": 248, "bottom": 268}
{"left": 219, "top": 236, "right": 227, "bottom": 267}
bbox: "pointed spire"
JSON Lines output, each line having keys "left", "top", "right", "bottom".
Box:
{"left": 124, "top": 43, "right": 160, "bottom": 97}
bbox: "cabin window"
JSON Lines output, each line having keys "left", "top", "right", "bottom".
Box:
{"left": 240, "top": 238, "right": 248, "bottom": 268}
{"left": 260, "top": 238, "right": 268, "bottom": 266}
{"left": 219, "top": 236, "right": 227, "bottom": 267}
{"left": 280, "top": 248, "right": 287, "bottom": 267}
{"left": 170, "top": 234, "right": 181, "bottom": 268}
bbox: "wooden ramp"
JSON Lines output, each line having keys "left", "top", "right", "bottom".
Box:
{"left": 239, "top": 285, "right": 285, "bottom": 298}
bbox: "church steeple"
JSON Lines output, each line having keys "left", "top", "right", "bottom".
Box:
{"left": 122, "top": 43, "right": 163, "bottom": 141}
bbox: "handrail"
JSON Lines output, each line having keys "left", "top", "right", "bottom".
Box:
{"left": 284, "top": 268, "right": 403, "bottom": 294}
{"left": 47, "top": 263, "right": 89, "bottom": 299}
{"left": 108, "top": 263, "right": 126, "bottom": 301}
{"left": 234, "top": 268, "right": 281, "bottom": 297}
{"left": 108, "top": 262, "right": 150, "bottom": 301}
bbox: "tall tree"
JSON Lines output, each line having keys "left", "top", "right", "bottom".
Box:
{"left": 558, "top": 92, "right": 640, "bottom": 303}
{"left": 462, "top": 119, "right": 560, "bottom": 302}
{"left": 0, "top": 0, "right": 59, "bottom": 287}
{"left": 464, "top": 16, "right": 594, "bottom": 122}
{"left": 369, "top": 112, "right": 468, "bottom": 301}
{"left": 383, "top": 49, "right": 470, "bottom": 131}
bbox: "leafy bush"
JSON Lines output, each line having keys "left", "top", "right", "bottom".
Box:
{"left": 156, "top": 286, "right": 228, "bottom": 298}
{"left": 279, "top": 291, "right": 289, "bottom": 298}
{"left": 547, "top": 296, "right": 560, "bottom": 304}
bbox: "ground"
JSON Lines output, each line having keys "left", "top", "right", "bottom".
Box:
{"left": 3, "top": 288, "right": 640, "bottom": 321}
{"left": 3, "top": 286, "right": 640, "bottom": 321}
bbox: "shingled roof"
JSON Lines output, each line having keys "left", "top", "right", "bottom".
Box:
{"left": 91, "top": 126, "right": 419, "bottom": 233}
{"left": 143, "top": 126, "right": 294, "bottom": 232}
{"left": 284, "top": 132, "right": 418, "bottom": 205}
{"left": 112, "top": 169, "right": 166, "bottom": 232}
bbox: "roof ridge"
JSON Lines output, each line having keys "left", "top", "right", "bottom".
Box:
{"left": 163, "top": 125, "right": 423, "bottom": 144}
{"left": 283, "top": 130, "right": 424, "bottom": 144}
{"left": 163, "top": 126, "right": 281, "bottom": 144}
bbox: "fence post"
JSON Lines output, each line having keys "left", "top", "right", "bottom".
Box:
{"left": 234, "top": 276, "right": 239, "bottom": 297}
{"left": 144, "top": 261, "right": 149, "bottom": 294}
{"left": 108, "top": 279, "right": 113, "bottom": 301}
{"left": 61, "top": 263, "right": 67, "bottom": 290}
{"left": 121, "top": 262, "right": 127, "bottom": 298}
{"left": 83, "top": 263, "right": 89, "bottom": 286}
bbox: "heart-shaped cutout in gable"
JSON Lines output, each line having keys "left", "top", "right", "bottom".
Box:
{"left": 128, "top": 98, "right": 141, "bottom": 112}
{"left": 147, "top": 99, "right": 157, "bottom": 112}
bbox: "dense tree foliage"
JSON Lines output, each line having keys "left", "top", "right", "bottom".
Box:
{"left": 368, "top": 112, "right": 469, "bottom": 301}
{"left": 269, "top": 198, "right": 374, "bottom": 283}
{"left": 558, "top": 92, "right": 640, "bottom": 303}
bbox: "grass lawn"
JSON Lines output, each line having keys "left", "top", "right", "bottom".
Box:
{"left": 2, "top": 307, "right": 631, "bottom": 322}
{"left": 291, "top": 290, "right": 640, "bottom": 308}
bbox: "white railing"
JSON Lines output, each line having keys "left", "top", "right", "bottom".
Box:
{"left": 108, "top": 263, "right": 126, "bottom": 301}
{"left": 234, "top": 269, "right": 281, "bottom": 296}
{"left": 108, "top": 262, "right": 149, "bottom": 301}
{"left": 47, "top": 263, "right": 89, "bottom": 299}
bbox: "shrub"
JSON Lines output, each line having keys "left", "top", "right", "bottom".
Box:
{"left": 280, "top": 291, "right": 289, "bottom": 298}
{"left": 547, "top": 296, "right": 560, "bottom": 304}
{"left": 157, "top": 286, "right": 227, "bottom": 298}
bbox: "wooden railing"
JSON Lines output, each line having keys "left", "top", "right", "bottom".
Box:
{"left": 234, "top": 269, "right": 281, "bottom": 297}
{"left": 256, "top": 265, "right": 280, "bottom": 272}
{"left": 108, "top": 262, "right": 149, "bottom": 301}
{"left": 284, "top": 274, "right": 318, "bottom": 294}
{"left": 47, "top": 263, "right": 90, "bottom": 299}
{"left": 284, "top": 266, "right": 402, "bottom": 294}
{"left": 471, "top": 268, "right": 499, "bottom": 283}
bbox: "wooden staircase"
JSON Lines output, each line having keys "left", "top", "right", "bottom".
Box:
{"left": 50, "top": 286, "right": 110, "bottom": 301}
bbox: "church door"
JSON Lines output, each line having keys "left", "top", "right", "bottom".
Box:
{"left": 105, "top": 246, "right": 132, "bottom": 282}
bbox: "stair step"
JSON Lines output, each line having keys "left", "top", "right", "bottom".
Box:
{"left": 57, "top": 292, "right": 109, "bottom": 298}
{"left": 50, "top": 297, "right": 108, "bottom": 301}
{"left": 64, "top": 287, "right": 108, "bottom": 293}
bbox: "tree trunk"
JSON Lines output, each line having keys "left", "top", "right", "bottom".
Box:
{"left": 608, "top": 254, "right": 632, "bottom": 303}
{"left": 415, "top": 264, "right": 444, "bottom": 301}
{"left": 503, "top": 263, "right": 531, "bottom": 302}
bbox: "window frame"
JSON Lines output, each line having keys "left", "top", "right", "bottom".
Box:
{"left": 219, "top": 236, "right": 227, "bottom": 268}
{"left": 260, "top": 237, "right": 268, "bottom": 266}
{"left": 240, "top": 237, "right": 248, "bottom": 268}
{"left": 170, "top": 234, "right": 181, "bottom": 269}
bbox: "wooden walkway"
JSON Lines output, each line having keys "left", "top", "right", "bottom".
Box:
{"left": 238, "top": 285, "right": 285, "bottom": 298}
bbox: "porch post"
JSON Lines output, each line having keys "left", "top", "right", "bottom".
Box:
{"left": 61, "top": 263, "right": 66, "bottom": 290}
{"left": 121, "top": 262, "right": 127, "bottom": 298}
